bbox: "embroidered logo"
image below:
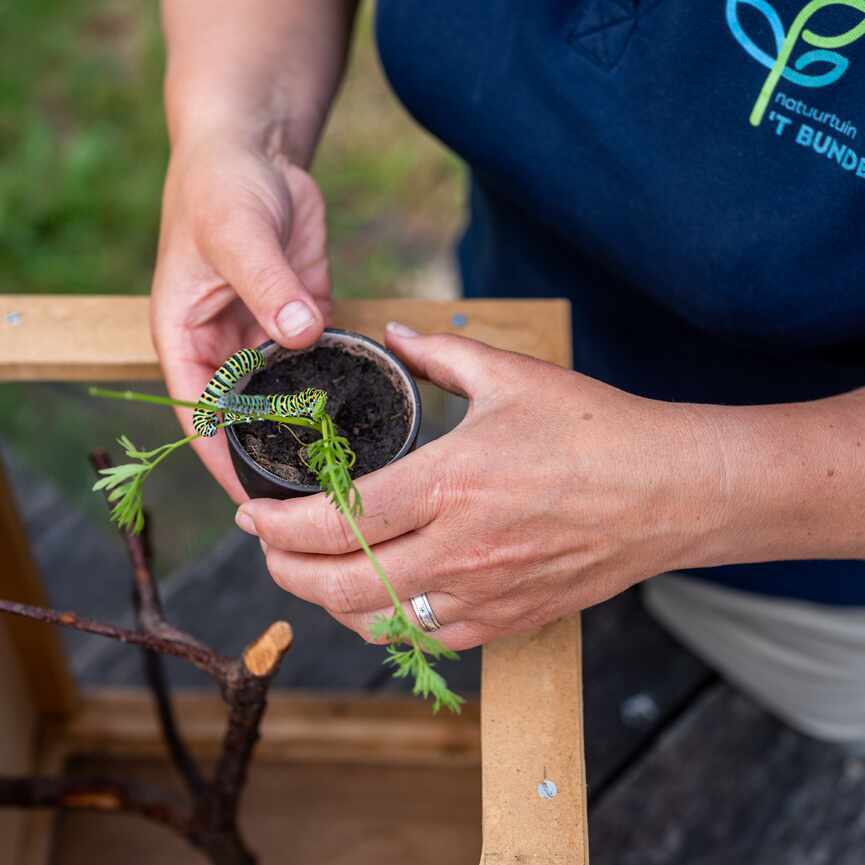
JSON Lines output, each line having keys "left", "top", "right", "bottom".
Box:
{"left": 726, "top": 0, "right": 865, "bottom": 126}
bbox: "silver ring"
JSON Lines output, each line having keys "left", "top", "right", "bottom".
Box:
{"left": 410, "top": 593, "right": 442, "bottom": 632}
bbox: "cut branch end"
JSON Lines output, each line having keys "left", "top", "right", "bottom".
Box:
{"left": 242, "top": 621, "right": 293, "bottom": 677}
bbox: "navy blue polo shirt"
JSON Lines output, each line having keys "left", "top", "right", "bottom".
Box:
{"left": 375, "top": 0, "right": 865, "bottom": 606}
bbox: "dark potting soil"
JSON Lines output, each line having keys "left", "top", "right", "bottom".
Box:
{"left": 235, "top": 346, "right": 410, "bottom": 486}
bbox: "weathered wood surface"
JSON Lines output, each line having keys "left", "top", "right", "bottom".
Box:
{"left": 0, "top": 295, "right": 571, "bottom": 380}
{"left": 589, "top": 685, "right": 865, "bottom": 865}
{"left": 581, "top": 590, "right": 714, "bottom": 795}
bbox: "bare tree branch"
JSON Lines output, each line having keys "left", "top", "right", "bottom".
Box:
{"left": 0, "top": 450, "right": 296, "bottom": 865}
{"left": 143, "top": 645, "right": 208, "bottom": 797}
{"left": 90, "top": 449, "right": 208, "bottom": 798}
{"left": 209, "top": 623, "right": 294, "bottom": 830}
{"left": 0, "top": 775, "right": 191, "bottom": 836}
{"left": 0, "top": 599, "right": 229, "bottom": 678}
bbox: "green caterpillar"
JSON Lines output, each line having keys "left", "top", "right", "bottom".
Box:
{"left": 192, "top": 348, "right": 265, "bottom": 437}
{"left": 216, "top": 388, "right": 328, "bottom": 422}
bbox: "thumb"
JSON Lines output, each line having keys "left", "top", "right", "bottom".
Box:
{"left": 207, "top": 211, "right": 325, "bottom": 349}
{"left": 384, "top": 322, "right": 493, "bottom": 397}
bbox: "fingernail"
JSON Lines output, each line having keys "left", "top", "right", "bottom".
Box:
{"left": 235, "top": 509, "right": 258, "bottom": 536}
{"left": 386, "top": 321, "right": 418, "bottom": 338}
{"left": 259, "top": 538, "right": 269, "bottom": 554}
{"left": 277, "top": 300, "right": 315, "bottom": 338}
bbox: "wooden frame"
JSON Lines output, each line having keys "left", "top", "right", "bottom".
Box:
{"left": 0, "top": 295, "right": 588, "bottom": 864}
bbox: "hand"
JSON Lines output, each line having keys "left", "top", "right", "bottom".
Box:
{"left": 234, "top": 325, "right": 722, "bottom": 650}
{"left": 151, "top": 137, "right": 331, "bottom": 502}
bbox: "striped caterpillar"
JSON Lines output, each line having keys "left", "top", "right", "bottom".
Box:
{"left": 216, "top": 388, "right": 328, "bottom": 422}
{"left": 191, "top": 348, "right": 265, "bottom": 437}
{"left": 192, "top": 348, "right": 328, "bottom": 437}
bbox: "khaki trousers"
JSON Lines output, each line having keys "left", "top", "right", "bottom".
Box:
{"left": 645, "top": 574, "right": 865, "bottom": 743}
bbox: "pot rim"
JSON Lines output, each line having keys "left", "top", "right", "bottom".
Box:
{"left": 225, "top": 328, "right": 421, "bottom": 495}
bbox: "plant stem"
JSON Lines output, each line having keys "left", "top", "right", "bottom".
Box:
{"left": 89, "top": 387, "right": 207, "bottom": 412}
{"left": 89, "top": 387, "right": 319, "bottom": 431}
{"left": 340, "top": 490, "right": 403, "bottom": 609}
{"left": 148, "top": 434, "right": 199, "bottom": 471}
{"left": 319, "top": 415, "right": 402, "bottom": 611}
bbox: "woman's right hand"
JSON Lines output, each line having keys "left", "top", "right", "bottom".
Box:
{"left": 150, "top": 136, "right": 332, "bottom": 503}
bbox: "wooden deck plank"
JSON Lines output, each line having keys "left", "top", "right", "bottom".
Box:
{"left": 581, "top": 589, "right": 713, "bottom": 793}
{"left": 589, "top": 685, "right": 865, "bottom": 865}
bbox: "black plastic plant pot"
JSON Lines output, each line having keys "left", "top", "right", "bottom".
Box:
{"left": 225, "top": 328, "right": 422, "bottom": 500}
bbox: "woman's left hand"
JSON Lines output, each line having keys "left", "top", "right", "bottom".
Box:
{"left": 234, "top": 324, "right": 723, "bottom": 650}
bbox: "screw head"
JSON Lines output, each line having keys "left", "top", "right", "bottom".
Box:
{"left": 537, "top": 779, "right": 558, "bottom": 800}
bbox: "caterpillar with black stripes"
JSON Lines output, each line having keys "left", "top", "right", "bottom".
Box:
{"left": 216, "top": 388, "right": 328, "bottom": 422}
{"left": 192, "top": 348, "right": 266, "bottom": 437}
{"left": 192, "top": 348, "right": 329, "bottom": 437}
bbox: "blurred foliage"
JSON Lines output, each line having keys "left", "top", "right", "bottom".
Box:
{"left": 0, "top": 0, "right": 463, "bottom": 299}
{"left": 0, "top": 1, "right": 167, "bottom": 295}
{"left": 320, "top": 10, "right": 464, "bottom": 297}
